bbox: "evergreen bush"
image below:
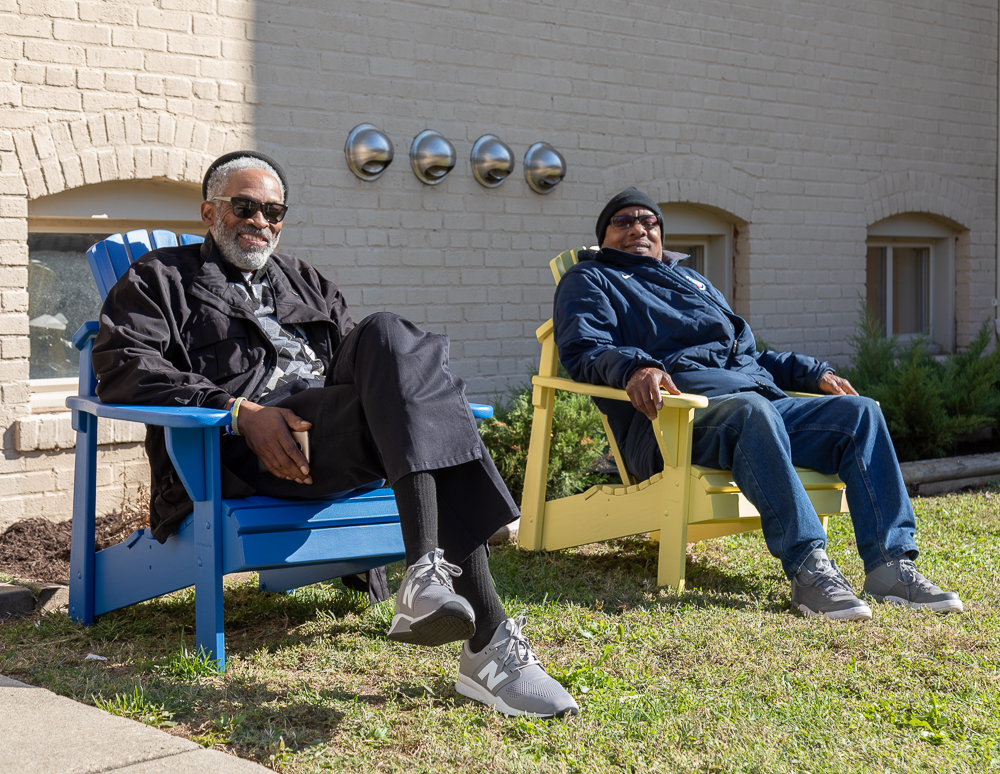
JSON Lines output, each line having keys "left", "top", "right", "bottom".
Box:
{"left": 479, "top": 376, "right": 612, "bottom": 503}
{"left": 842, "top": 303, "right": 1000, "bottom": 461}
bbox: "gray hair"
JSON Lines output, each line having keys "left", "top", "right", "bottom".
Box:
{"left": 204, "top": 157, "right": 286, "bottom": 203}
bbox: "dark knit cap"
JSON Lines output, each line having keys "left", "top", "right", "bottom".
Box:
{"left": 202, "top": 150, "right": 288, "bottom": 202}
{"left": 596, "top": 187, "right": 663, "bottom": 244}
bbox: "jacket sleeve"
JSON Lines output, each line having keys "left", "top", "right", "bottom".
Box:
{"left": 92, "top": 260, "right": 233, "bottom": 410}
{"left": 755, "top": 349, "right": 834, "bottom": 393}
{"left": 553, "top": 267, "right": 663, "bottom": 389}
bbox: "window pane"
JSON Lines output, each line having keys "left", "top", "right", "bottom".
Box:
{"left": 28, "top": 233, "right": 107, "bottom": 379}
{"left": 892, "top": 247, "right": 929, "bottom": 335}
{"left": 866, "top": 245, "right": 886, "bottom": 333}
{"left": 666, "top": 244, "right": 704, "bottom": 275}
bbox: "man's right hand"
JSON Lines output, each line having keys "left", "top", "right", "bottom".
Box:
{"left": 235, "top": 401, "right": 313, "bottom": 484}
{"left": 625, "top": 367, "right": 681, "bottom": 420}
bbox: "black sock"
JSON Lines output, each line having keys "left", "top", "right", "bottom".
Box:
{"left": 453, "top": 545, "right": 508, "bottom": 653}
{"left": 394, "top": 471, "right": 438, "bottom": 566}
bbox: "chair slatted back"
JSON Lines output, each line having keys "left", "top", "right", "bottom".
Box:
{"left": 87, "top": 230, "right": 204, "bottom": 301}
{"left": 549, "top": 245, "right": 597, "bottom": 285}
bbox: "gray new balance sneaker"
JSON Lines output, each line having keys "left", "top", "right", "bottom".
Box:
{"left": 864, "top": 558, "right": 964, "bottom": 613}
{"left": 791, "top": 549, "right": 872, "bottom": 621}
{"left": 456, "top": 615, "right": 579, "bottom": 718}
{"left": 387, "top": 548, "right": 476, "bottom": 646}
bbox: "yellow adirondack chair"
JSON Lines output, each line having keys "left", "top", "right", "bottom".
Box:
{"left": 517, "top": 246, "right": 848, "bottom": 590}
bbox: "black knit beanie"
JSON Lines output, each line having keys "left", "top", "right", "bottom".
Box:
{"left": 202, "top": 150, "right": 288, "bottom": 202}
{"left": 595, "top": 187, "right": 663, "bottom": 244}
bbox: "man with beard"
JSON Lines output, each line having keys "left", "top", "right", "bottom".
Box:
{"left": 553, "top": 187, "right": 964, "bottom": 621}
{"left": 92, "top": 151, "right": 578, "bottom": 718}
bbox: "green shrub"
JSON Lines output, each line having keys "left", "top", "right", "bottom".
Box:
{"left": 842, "top": 303, "right": 1000, "bottom": 461}
{"left": 479, "top": 378, "right": 612, "bottom": 504}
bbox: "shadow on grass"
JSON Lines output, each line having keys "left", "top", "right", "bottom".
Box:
{"left": 21, "top": 576, "right": 391, "bottom": 674}
{"left": 488, "top": 537, "right": 788, "bottom": 615}
{"left": 17, "top": 536, "right": 791, "bottom": 683}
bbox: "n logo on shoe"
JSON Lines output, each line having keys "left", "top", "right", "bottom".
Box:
{"left": 477, "top": 661, "right": 510, "bottom": 690}
{"left": 402, "top": 580, "right": 419, "bottom": 608}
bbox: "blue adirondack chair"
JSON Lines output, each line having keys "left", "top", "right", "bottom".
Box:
{"left": 67, "top": 229, "right": 493, "bottom": 670}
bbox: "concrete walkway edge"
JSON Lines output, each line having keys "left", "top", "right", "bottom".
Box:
{"left": 0, "top": 674, "right": 271, "bottom": 773}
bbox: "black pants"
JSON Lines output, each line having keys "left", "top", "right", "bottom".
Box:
{"left": 222, "top": 313, "right": 518, "bottom": 563}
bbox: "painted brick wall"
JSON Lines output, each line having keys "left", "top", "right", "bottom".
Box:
{"left": 237, "top": 0, "right": 997, "bottom": 370}
{"left": 0, "top": 0, "right": 996, "bottom": 524}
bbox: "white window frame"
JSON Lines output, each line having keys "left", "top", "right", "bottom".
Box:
{"left": 662, "top": 240, "right": 709, "bottom": 278}
{"left": 659, "top": 204, "right": 734, "bottom": 301}
{"left": 867, "top": 243, "right": 930, "bottom": 339}
{"left": 867, "top": 214, "right": 956, "bottom": 353}
{"left": 26, "top": 180, "right": 204, "bottom": 412}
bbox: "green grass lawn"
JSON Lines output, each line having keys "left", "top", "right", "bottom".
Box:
{"left": 2, "top": 488, "right": 999, "bottom": 773}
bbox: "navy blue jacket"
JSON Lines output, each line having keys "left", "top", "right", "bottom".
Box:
{"left": 553, "top": 248, "right": 833, "bottom": 432}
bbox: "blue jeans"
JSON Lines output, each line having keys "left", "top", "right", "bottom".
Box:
{"left": 621, "top": 393, "right": 918, "bottom": 577}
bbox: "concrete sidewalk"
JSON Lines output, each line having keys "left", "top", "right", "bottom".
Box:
{"left": 0, "top": 675, "right": 270, "bottom": 773}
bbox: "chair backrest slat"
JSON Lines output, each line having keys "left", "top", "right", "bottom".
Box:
{"left": 103, "top": 233, "right": 133, "bottom": 286}
{"left": 86, "top": 241, "right": 120, "bottom": 301}
{"left": 86, "top": 230, "right": 206, "bottom": 301}
{"left": 150, "top": 229, "right": 180, "bottom": 250}
{"left": 124, "top": 229, "right": 153, "bottom": 261}
{"left": 549, "top": 246, "right": 597, "bottom": 286}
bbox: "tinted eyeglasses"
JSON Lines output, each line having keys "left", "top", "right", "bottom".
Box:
{"left": 609, "top": 214, "right": 660, "bottom": 230}
{"left": 214, "top": 196, "right": 288, "bottom": 224}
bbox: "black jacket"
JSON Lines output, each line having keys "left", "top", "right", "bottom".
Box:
{"left": 93, "top": 235, "right": 354, "bottom": 539}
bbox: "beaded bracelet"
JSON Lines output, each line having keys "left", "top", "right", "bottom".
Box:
{"left": 223, "top": 398, "right": 235, "bottom": 436}
{"left": 230, "top": 396, "right": 247, "bottom": 436}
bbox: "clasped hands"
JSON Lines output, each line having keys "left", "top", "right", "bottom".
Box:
{"left": 624, "top": 367, "right": 858, "bottom": 420}
{"left": 234, "top": 401, "right": 313, "bottom": 485}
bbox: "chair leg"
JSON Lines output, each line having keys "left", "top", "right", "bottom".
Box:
{"left": 653, "top": 406, "right": 694, "bottom": 591}
{"left": 819, "top": 514, "right": 829, "bottom": 533}
{"left": 193, "top": 497, "right": 225, "bottom": 671}
{"left": 68, "top": 413, "right": 98, "bottom": 625}
{"left": 518, "top": 385, "right": 555, "bottom": 551}
{"left": 656, "top": 505, "right": 688, "bottom": 592}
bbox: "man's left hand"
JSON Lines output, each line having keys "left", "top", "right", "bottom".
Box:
{"left": 817, "top": 372, "right": 859, "bottom": 396}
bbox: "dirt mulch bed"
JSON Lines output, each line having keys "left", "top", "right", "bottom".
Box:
{"left": 0, "top": 486, "right": 150, "bottom": 585}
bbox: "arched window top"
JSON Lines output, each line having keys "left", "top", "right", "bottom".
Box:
{"left": 868, "top": 213, "right": 960, "bottom": 240}
{"left": 29, "top": 179, "right": 203, "bottom": 233}
{"left": 660, "top": 203, "right": 738, "bottom": 236}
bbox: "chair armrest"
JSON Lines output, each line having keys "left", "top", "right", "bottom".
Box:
{"left": 531, "top": 375, "right": 709, "bottom": 409}
{"left": 535, "top": 319, "right": 554, "bottom": 342}
{"left": 69, "top": 394, "right": 490, "bottom": 424}
{"left": 73, "top": 321, "right": 100, "bottom": 351}
{"left": 66, "top": 395, "right": 230, "bottom": 428}
{"left": 785, "top": 391, "right": 822, "bottom": 398}
{"left": 469, "top": 403, "right": 493, "bottom": 419}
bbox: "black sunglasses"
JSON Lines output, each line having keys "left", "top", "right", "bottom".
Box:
{"left": 609, "top": 214, "right": 660, "bottom": 230}
{"left": 214, "top": 196, "right": 288, "bottom": 224}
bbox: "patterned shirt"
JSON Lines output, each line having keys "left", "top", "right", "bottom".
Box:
{"left": 230, "top": 272, "right": 325, "bottom": 398}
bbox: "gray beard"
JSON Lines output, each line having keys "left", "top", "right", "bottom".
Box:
{"left": 213, "top": 212, "right": 279, "bottom": 272}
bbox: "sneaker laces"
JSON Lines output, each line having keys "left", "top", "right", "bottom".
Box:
{"left": 415, "top": 548, "right": 463, "bottom": 590}
{"left": 895, "top": 559, "right": 936, "bottom": 592}
{"left": 496, "top": 614, "right": 542, "bottom": 672}
{"left": 807, "top": 558, "right": 855, "bottom": 598}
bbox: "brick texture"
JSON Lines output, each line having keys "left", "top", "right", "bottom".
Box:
{"left": 0, "top": 0, "right": 997, "bottom": 524}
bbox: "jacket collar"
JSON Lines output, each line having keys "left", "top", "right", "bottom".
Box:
{"left": 596, "top": 247, "right": 688, "bottom": 268}
{"left": 194, "top": 232, "right": 332, "bottom": 326}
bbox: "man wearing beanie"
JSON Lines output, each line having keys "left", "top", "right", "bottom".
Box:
{"left": 91, "top": 151, "right": 579, "bottom": 719}
{"left": 553, "top": 187, "right": 963, "bottom": 621}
